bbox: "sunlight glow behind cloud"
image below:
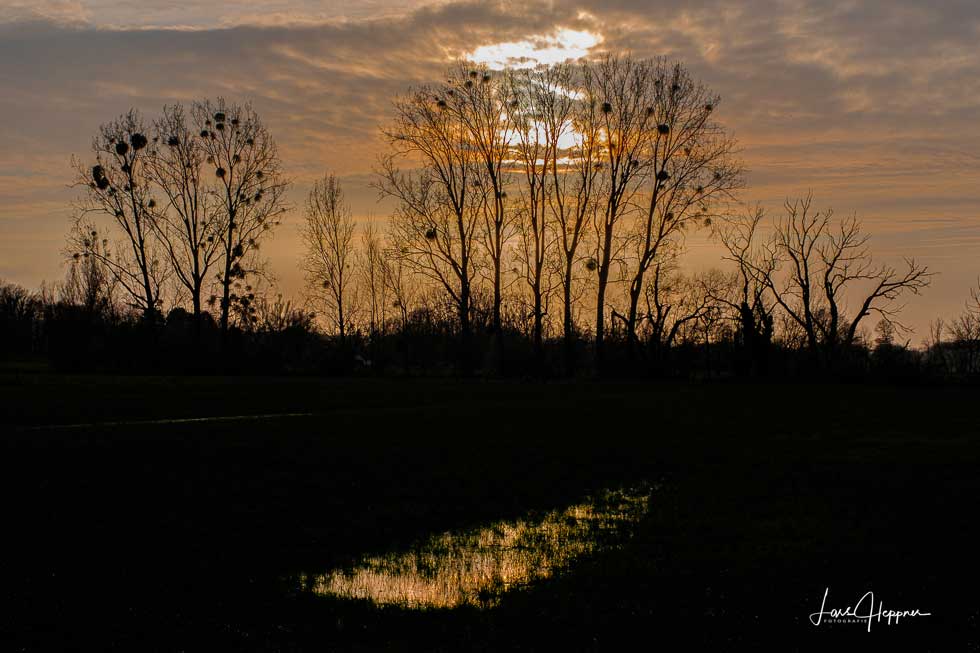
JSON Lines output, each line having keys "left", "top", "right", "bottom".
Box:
{"left": 467, "top": 28, "right": 601, "bottom": 69}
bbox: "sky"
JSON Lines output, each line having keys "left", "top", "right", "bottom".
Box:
{"left": 2, "top": 0, "right": 979, "bottom": 338}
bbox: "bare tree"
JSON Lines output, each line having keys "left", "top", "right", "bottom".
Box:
{"left": 252, "top": 292, "right": 315, "bottom": 335}
{"left": 0, "top": 281, "right": 42, "bottom": 356}
{"left": 359, "top": 223, "right": 390, "bottom": 337}
{"left": 944, "top": 282, "right": 980, "bottom": 375}
{"left": 557, "top": 68, "right": 605, "bottom": 365}
{"left": 715, "top": 206, "right": 776, "bottom": 370}
{"left": 377, "top": 78, "right": 481, "bottom": 349}
{"left": 623, "top": 60, "right": 742, "bottom": 348}
{"left": 302, "top": 174, "right": 358, "bottom": 340}
{"left": 193, "top": 99, "right": 288, "bottom": 333}
{"left": 637, "top": 257, "right": 725, "bottom": 354}
{"left": 381, "top": 234, "right": 417, "bottom": 329}
{"left": 145, "top": 103, "right": 224, "bottom": 321}
{"left": 71, "top": 110, "right": 165, "bottom": 318}
{"left": 62, "top": 235, "right": 118, "bottom": 317}
{"left": 581, "top": 55, "right": 654, "bottom": 364}
{"left": 509, "top": 64, "right": 578, "bottom": 358}
{"left": 761, "top": 194, "right": 932, "bottom": 358}
{"left": 451, "top": 64, "right": 516, "bottom": 335}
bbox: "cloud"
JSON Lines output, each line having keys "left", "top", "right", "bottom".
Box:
{"left": 0, "top": 1, "right": 452, "bottom": 30}
{"left": 0, "top": 1, "right": 91, "bottom": 26}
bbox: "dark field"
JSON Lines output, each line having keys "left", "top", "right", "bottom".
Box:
{"left": 1, "top": 374, "right": 977, "bottom": 650}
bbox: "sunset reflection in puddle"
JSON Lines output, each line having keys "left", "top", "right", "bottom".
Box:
{"left": 296, "top": 487, "right": 650, "bottom": 609}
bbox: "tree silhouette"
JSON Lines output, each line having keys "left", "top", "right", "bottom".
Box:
{"left": 556, "top": 68, "right": 605, "bottom": 369}
{"left": 192, "top": 99, "right": 288, "bottom": 334}
{"left": 62, "top": 236, "right": 118, "bottom": 318}
{"left": 635, "top": 255, "right": 726, "bottom": 356}
{"left": 378, "top": 77, "right": 482, "bottom": 359}
{"left": 758, "top": 194, "right": 932, "bottom": 361}
{"left": 581, "top": 55, "right": 653, "bottom": 368}
{"left": 71, "top": 109, "right": 165, "bottom": 319}
{"left": 623, "top": 59, "right": 742, "bottom": 350}
{"left": 302, "top": 174, "right": 358, "bottom": 340}
{"left": 359, "top": 223, "right": 390, "bottom": 337}
{"left": 145, "top": 103, "right": 224, "bottom": 322}
{"left": 451, "top": 64, "right": 516, "bottom": 337}
{"left": 509, "top": 65, "right": 576, "bottom": 362}
{"left": 716, "top": 207, "right": 776, "bottom": 373}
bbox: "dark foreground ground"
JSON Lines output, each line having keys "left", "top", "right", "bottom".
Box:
{"left": 1, "top": 373, "right": 977, "bottom": 651}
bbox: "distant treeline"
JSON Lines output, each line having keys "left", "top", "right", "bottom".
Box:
{"left": 2, "top": 277, "right": 980, "bottom": 381}
{"left": 4, "top": 54, "right": 978, "bottom": 380}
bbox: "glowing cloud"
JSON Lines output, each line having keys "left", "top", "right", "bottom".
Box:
{"left": 467, "top": 28, "right": 601, "bottom": 69}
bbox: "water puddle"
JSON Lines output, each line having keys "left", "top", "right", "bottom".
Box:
{"left": 295, "top": 487, "right": 651, "bottom": 609}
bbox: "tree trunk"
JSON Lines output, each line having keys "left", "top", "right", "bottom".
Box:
{"left": 191, "top": 277, "right": 203, "bottom": 344}
{"left": 492, "top": 253, "right": 502, "bottom": 333}
{"left": 594, "top": 223, "right": 614, "bottom": 371}
{"left": 563, "top": 262, "right": 575, "bottom": 375}
{"left": 625, "top": 274, "right": 643, "bottom": 358}
{"left": 459, "top": 279, "right": 472, "bottom": 374}
{"left": 532, "top": 282, "right": 543, "bottom": 368}
{"left": 191, "top": 281, "right": 202, "bottom": 318}
{"left": 338, "top": 299, "right": 346, "bottom": 341}
{"left": 220, "top": 259, "right": 232, "bottom": 333}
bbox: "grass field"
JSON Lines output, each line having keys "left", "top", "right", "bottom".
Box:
{"left": 1, "top": 373, "right": 977, "bottom": 650}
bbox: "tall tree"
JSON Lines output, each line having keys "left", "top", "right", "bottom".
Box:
{"left": 359, "top": 223, "right": 390, "bottom": 337}
{"left": 377, "top": 77, "right": 481, "bottom": 354}
{"left": 71, "top": 109, "right": 165, "bottom": 318}
{"left": 302, "top": 174, "right": 358, "bottom": 340}
{"left": 193, "top": 99, "right": 288, "bottom": 333}
{"left": 451, "top": 64, "right": 516, "bottom": 335}
{"left": 145, "top": 103, "right": 224, "bottom": 320}
{"left": 581, "top": 55, "right": 653, "bottom": 366}
{"left": 556, "top": 67, "right": 605, "bottom": 369}
{"left": 509, "top": 65, "right": 575, "bottom": 359}
{"left": 623, "top": 60, "right": 742, "bottom": 349}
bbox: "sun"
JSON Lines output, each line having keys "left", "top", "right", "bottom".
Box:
{"left": 466, "top": 28, "right": 602, "bottom": 69}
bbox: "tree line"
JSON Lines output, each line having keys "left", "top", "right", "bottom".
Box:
{"left": 2, "top": 54, "right": 971, "bottom": 379}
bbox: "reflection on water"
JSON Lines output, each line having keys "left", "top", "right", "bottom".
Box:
{"left": 296, "top": 487, "right": 650, "bottom": 609}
